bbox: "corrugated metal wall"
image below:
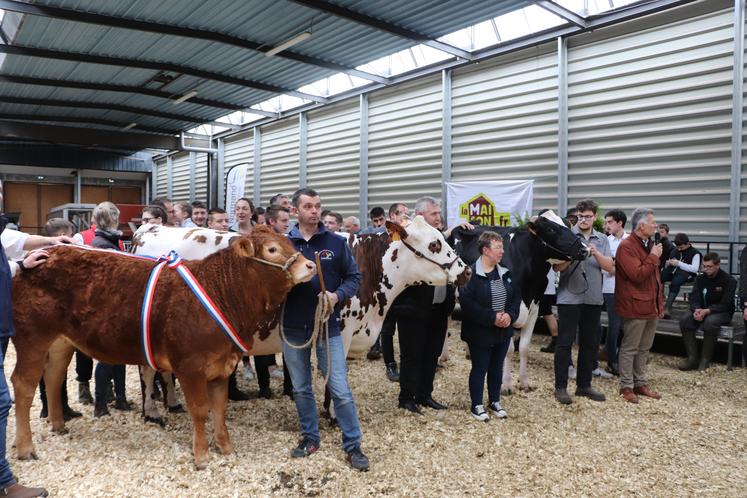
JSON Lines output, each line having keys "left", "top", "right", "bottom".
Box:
{"left": 194, "top": 153, "right": 208, "bottom": 202}
{"left": 152, "top": 2, "right": 740, "bottom": 241}
{"left": 170, "top": 153, "right": 191, "bottom": 202}
{"left": 367, "top": 76, "right": 443, "bottom": 210}
{"left": 451, "top": 45, "right": 559, "bottom": 213}
{"left": 224, "top": 131, "right": 255, "bottom": 204}
{"left": 567, "top": 6, "right": 734, "bottom": 239}
{"left": 307, "top": 101, "right": 360, "bottom": 216}
{"left": 260, "top": 121, "right": 300, "bottom": 207}
{"left": 155, "top": 159, "right": 167, "bottom": 198}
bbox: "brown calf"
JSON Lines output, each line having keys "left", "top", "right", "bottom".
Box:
{"left": 10, "top": 226, "right": 315, "bottom": 469}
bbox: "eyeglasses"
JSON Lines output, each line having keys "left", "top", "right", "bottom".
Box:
{"left": 142, "top": 217, "right": 154, "bottom": 223}
{"left": 577, "top": 215, "right": 594, "bottom": 220}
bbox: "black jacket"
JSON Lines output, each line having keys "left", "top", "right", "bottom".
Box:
{"left": 0, "top": 216, "right": 14, "bottom": 338}
{"left": 662, "top": 245, "right": 701, "bottom": 280}
{"left": 459, "top": 260, "right": 521, "bottom": 348}
{"left": 91, "top": 229, "right": 122, "bottom": 250}
{"left": 690, "top": 268, "right": 736, "bottom": 315}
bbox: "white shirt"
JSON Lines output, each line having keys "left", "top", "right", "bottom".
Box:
{"left": 602, "top": 231, "right": 628, "bottom": 294}
{"left": 1, "top": 227, "right": 29, "bottom": 277}
{"left": 544, "top": 268, "right": 556, "bottom": 296}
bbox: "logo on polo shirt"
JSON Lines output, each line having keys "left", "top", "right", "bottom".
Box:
{"left": 318, "top": 249, "right": 334, "bottom": 260}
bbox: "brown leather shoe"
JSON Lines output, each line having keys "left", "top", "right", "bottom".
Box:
{"left": 619, "top": 387, "right": 639, "bottom": 404}
{"left": 633, "top": 385, "right": 661, "bottom": 400}
{"left": 1, "top": 483, "right": 49, "bottom": 497}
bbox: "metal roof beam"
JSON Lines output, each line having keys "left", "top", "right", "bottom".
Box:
{"left": 0, "top": 74, "right": 242, "bottom": 111}
{"left": 0, "top": 44, "right": 327, "bottom": 103}
{"left": 290, "top": 0, "right": 475, "bottom": 60}
{"left": 0, "top": 120, "right": 180, "bottom": 150}
{"left": 0, "top": 75, "right": 278, "bottom": 119}
{"left": 211, "top": 0, "right": 700, "bottom": 142}
{"left": 536, "top": 1, "right": 588, "bottom": 28}
{"left": 0, "top": 113, "right": 175, "bottom": 134}
{"left": 0, "top": 95, "right": 212, "bottom": 125}
{"left": 0, "top": 0, "right": 388, "bottom": 84}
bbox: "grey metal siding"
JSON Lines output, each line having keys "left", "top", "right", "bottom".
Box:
{"left": 367, "top": 76, "right": 443, "bottom": 211}
{"left": 451, "top": 46, "right": 559, "bottom": 213}
{"left": 307, "top": 100, "right": 360, "bottom": 216}
{"left": 259, "top": 120, "right": 299, "bottom": 207}
{"left": 224, "top": 131, "right": 255, "bottom": 206}
{"left": 170, "top": 152, "right": 191, "bottom": 202}
{"left": 567, "top": 7, "right": 734, "bottom": 239}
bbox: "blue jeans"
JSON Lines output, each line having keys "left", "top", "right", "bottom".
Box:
{"left": 282, "top": 333, "right": 362, "bottom": 452}
{"left": 0, "top": 345, "right": 17, "bottom": 488}
{"left": 467, "top": 336, "right": 511, "bottom": 408}
{"left": 604, "top": 293, "right": 622, "bottom": 366}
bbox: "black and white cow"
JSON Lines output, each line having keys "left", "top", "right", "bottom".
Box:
{"left": 450, "top": 210, "right": 589, "bottom": 393}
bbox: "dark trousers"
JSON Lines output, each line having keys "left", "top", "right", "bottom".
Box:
{"left": 254, "top": 355, "right": 274, "bottom": 392}
{"left": 679, "top": 311, "right": 732, "bottom": 337}
{"left": 380, "top": 313, "right": 397, "bottom": 366}
{"left": 39, "top": 374, "right": 70, "bottom": 411}
{"left": 76, "top": 350, "right": 93, "bottom": 383}
{"left": 94, "top": 363, "right": 126, "bottom": 404}
{"left": 398, "top": 302, "right": 449, "bottom": 403}
{"left": 555, "top": 304, "right": 602, "bottom": 390}
{"left": 661, "top": 271, "right": 691, "bottom": 299}
{"left": 604, "top": 293, "right": 623, "bottom": 366}
{"left": 467, "top": 336, "right": 511, "bottom": 407}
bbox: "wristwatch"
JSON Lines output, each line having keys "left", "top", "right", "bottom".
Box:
{"left": 16, "top": 260, "right": 26, "bottom": 272}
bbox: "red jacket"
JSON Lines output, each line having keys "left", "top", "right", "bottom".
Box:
{"left": 614, "top": 232, "right": 664, "bottom": 319}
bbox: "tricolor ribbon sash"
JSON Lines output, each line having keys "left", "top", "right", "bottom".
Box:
{"left": 140, "top": 250, "right": 248, "bottom": 371}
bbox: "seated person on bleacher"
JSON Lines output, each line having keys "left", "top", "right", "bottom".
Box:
{"left": 678, "top": 252, "right": 736, "bottom": 371}
{"left": 662, "top": 232, "right": 701, "bottom": 318}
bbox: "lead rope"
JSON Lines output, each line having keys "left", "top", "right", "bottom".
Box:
{"left": 279, "top": 251, "right": 332, "bottom": 387}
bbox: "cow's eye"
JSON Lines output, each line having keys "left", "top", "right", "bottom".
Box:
{"left": 428, "top": 240, "right": 442, "bottom": 253}
{"left": 268, "top": 246, "right": 277, "bottom": 253}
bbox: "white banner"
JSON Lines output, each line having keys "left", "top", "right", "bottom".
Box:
{"left": 445, "top": 180, "right": 534, "bottom": 228}
{"left": 225, "top": 164, "right": 248, "bottom": 225}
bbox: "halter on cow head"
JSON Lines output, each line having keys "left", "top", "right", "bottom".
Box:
{"left": 233, "top": 225, "right": 316, "bottom": 284}
{"left": 526, "top": 210, "right": 589, "bottom": 263}
{"left": 385, "top": 215, "right": 471, "bottom": 287}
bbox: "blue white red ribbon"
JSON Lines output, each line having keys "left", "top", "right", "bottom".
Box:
{"left": 139, "top": 251, "right": 248, "bottom": 371}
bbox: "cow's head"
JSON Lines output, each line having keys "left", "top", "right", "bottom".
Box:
{"left": 234, "top": 225, "right": 316, "bottom": 284}
{"left": 527, "top": 210, "right": 589, "bottom": 263}
{"left": 386, "top": 215, "right": 471, "bottom": 287}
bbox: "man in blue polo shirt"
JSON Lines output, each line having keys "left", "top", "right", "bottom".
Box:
{"left": 282, "top": 187, "right": 369, "bottom": 471}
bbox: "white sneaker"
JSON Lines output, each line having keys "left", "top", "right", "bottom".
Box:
{"left": 269, "top": 366, "right": 284, "bottom": 379}
{"left": 243, "top": 365, "right": 255, "bottom": 380}
{"left": 592, "top": 367, "right": 613, "bottom": 379}
{"left": 489, "top": 401, "right": 507, "bottom": 419}
{"left": 471, "top": 404, "right": 489, "bottom": 422}
{"left": 568, "top": 365, "right": 577, "bottom": 380}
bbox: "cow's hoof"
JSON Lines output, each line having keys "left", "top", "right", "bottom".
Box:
{"left": 168, "top": 404, "right": 185, "bottom": 414}
{"left": 51, "top": 426, "right": 69, "bottom": 435}
{"left": 17, "top": 450, "right": 38, "bottom": 461}
{"left": 194, "top": 459, "right": 208, "bottom": 471}
{"left": 520, "top": 385, "right": 536, "bottom": 392}
{"left": 501, "top": 387, "right": 513, "bottom": 396}
{"left": 144, "top": 416, "right": 166, "bottom": 427}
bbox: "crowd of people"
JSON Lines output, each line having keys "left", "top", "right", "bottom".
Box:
{"left": 1, "top": 178, "right": 745, "bottom": 490}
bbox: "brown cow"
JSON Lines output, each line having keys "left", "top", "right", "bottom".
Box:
{"left": 10, "top": 226, "right": 315, "bottom": 469}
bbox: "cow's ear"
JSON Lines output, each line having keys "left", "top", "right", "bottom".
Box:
{"left": 385, "top": 220, "right": 408, "bottom": 241}
{"left": 526, "top": 221, "right": 537, "bottom": 236}
{"left": 234, "top": 237, "right": 255, "bottom": 258}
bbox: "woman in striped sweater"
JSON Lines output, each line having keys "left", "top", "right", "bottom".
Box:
{"left": 459, "top": 231, "right": 522, "bottom": 422}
